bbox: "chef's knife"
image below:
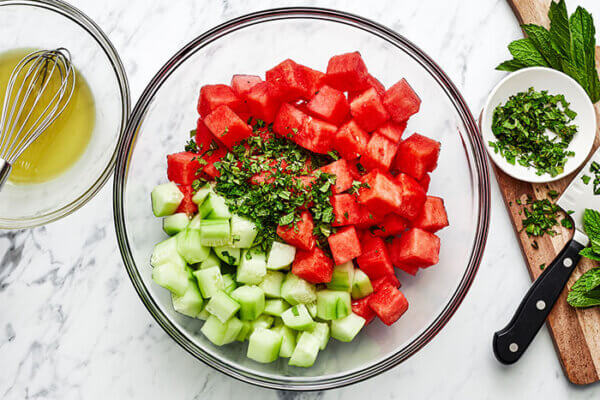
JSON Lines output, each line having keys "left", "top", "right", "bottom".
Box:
{"left": 492, "top": 147, "right": 600, "bottom": 364}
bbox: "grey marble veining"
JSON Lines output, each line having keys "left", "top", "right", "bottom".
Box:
{"left": 2, "top": 0, "right": 600, "bottom": 399}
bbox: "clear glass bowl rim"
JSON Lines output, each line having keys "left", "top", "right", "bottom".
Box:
{"left": 113, "top": 7, "right": 490, "bottom": 391}
{"left": 0, "top": 0, "right": 131, "bottom": 229}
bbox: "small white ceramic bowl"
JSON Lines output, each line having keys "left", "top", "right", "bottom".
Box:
{"left": 481, "top": 67, "right": 596, "bottom": 183}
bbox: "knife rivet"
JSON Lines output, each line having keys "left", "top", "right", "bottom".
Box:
{"left": 563, "top": 258, "right": 573, "bottom": 268}
{"left": 509, "top": 343, "right": 519, "bottom": 353}
{"left": 536, "top": 300, "right": 546, "bottom": 310}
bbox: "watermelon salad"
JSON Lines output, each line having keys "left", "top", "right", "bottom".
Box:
{"left": 149, "top": 52, "right": 449, "bottom": 367}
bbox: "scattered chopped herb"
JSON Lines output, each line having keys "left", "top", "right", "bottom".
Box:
{"left": 588, "top": 161, "right": 600, "bottom": 195}
{"left": 532, "top": 240, "right": 539, "bottom": 249}
{"left": 540, "top": 263, "right": 546, "bottom": 270}
{"left": 184, "top": 138, "right": 199, "bottom": 153}
{"left": 519, "top": 197, "right": 571, "bottom": 237}
{"left": 328, "top": 150, "right": 340, "bottom": 160}
{"left": 561, "top": 218, "right": 573, "bottom": 229}
{"left": 548, "top": 189, "right": 559, "bottom": 199}
{"left": 582, "top": 175, "right": 591, "bottom": 185}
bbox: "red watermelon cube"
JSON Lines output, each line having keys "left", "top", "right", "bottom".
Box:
{"left": 391, "top": 228, "right": 440, "bottom": 268}
{"left": 334, "top": 120, "right": 369, "bottom": 160}
{"left": 348, "top": 74, "right": 385, "bottom": 102}
{"left": 352, "top": 296, "right": 376, "bottom": 324}
{"left": 325, "top": 52, "right": 370, "bottom": 91}
{"left": 371, "top": 274, "right": 401, "bottom": 291}
{"left": 292, "top": 246, "right": 334, "bottom": 284}
{"left": 394, "top": 173, "right": 426, "bottom": 220}
{"left": 306, "top": 85, "right": 349, "bottom": 125}
{"left": 361, "top": 132, "right": 400, "bottom": 172}
{"left": 319, "top": 159, "right": 354, "bottom": 194}
{"left": 176, "top": 185, "right": 198, "bottom": 215}
{"left": 356, "top": 233, "right": 394, "bottom": 279}
{"left": 331, "top": 194, "right": 365, "bottom": 226}
{"left": 204, "top": 105, "right": 253, "bottom": 149}
{"left": 304, "top": 117, "right": 337, "bottom": 154}
{"left": 357, "top": 170, "right": 401, "bottom": 215}
{"left": 195, "top": 118, "right": 219, "bottom": 151}
{"left": 412, "top": 196, "right": 449, "bottom": 232}
{"left": 328, "top": 226, "right": 362, "bottom": 265}
{"left": 266, "top": 59, "right": 312, "bottom": 101}
{"left": 245, "top": 81, "right": 283, "bottom": 123}
{"left": 376, "top": 121, "right": 406, "bottom": 143}
{"left": 276, "top": 211, "right": 316, "bottom": 251}
{"left": 418, "top": 174, "right": 431, "bottom": 192}
{"left": 368, "top": 283, "right": 408, "bottom": 325}
{"left": 383, "top": 78, "right": 421, "bottom": 123}
{"left": 273, "top": 103, "right": 313, "bottom": 150}
{"left": 350, "top": 87, "right": 390, "bottom": 132}
{"left": 231, "top": 74, "right": 262, "bottom": 98}
{"left": 167, "top": 152, "right": 201, "bottom": 185}
{"left": 299, "top": 65, "right": 325, "bottom": 97}
{"left": 197, "top": 84, "right": 245, "bottom": 117}
{"left": 393, "top": 133, "right": 441, "bottom": 180}
{"left": 369, "top": 213, "right": 409, "bottom": 237}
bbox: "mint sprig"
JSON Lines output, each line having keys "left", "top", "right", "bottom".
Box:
{"left": 569, "top": 209, "right": 600, "bottom": 308}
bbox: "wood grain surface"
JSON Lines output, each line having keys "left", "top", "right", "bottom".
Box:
{"left": 499, "top": 0, "right": 600, "bottom": 385}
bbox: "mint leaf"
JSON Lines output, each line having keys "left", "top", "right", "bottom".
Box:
{"left": 496, "top": 59, "right": 528, "bottom": 72}
{"left": 583, "top": 209, "right": 600, "bottom": 241}
{"left": 508, "top": 39, "right": 550, "bottom": 67}
{"left": 568, "top": 7, "right": 595, "bottom": 97}
{"left": 579, "top": 247, "right": 600, "bottom": 261}
{"left": 568, "top": 288, "right": 600, "bottom": 308}
{"left": 522, "top": 24, "right": 562, "bottom": 69}
{"left": 568, "top": 268, "right": 600, "bottom": 308}
{"left": 549, "top": 0, "right": 571, "bottom": 58}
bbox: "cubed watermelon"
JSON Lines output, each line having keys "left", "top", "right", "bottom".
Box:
{"left": 299, "top": 65, "right": 325, "bottom": 97}
{"left": 412, "top": 196, "right": 449, "bottom": 232}
{"left": 276, "top": 211, "right": 316, "bottom": 250}
{"left": 376, "top": 121, "right": 406, "bottom": 143}
{"left": 350, "top": 87, "right": 389, "bottom": 132}
{"left": 390, "top": 228, "right": 440, "bottom": 268}
{"left": 356, "top": 233, "right": 394, "bottom": 279}
{"left": 176, "top": 185, "right": 198, "bottom": 215}
{"left": 371, "top": 274, "right": 400, "bottom": 291}
{"left": 306, "top": 85, "right": 349, "bottom": 125}
{"left": 369, "top": 213, "right": 409, "bottom": 237}
{"left": 348, "top": 74, "right": 385, "bottom": 102}
{"left": 393, "top": 133, "right": 441, "bottom": 180}
{"left": 199, "top": 144, "right": 227, "bottom": 179}
{"left": 167, "top": 152, "right": 201, "bottom": 185}
{"left": 292, "top": 246, "right": 334, "bottom": 283}
{"left": 197, "top": 84, "right": 245, "bottom": 117}
{"left": 195, "top": 118, "right": 219, "bottom": 151}
{"left": 368, "top": 283, "right": 408, "bottom": 325}
{"left": 204, "top": 105, "right": 253, "bottom": 149}
{"left": 351, "top": 296, "right": 376, "bottom": 324}
{"left": 328, "top": 226, "right": 362, "bottom": 265}
{"left": 325, "top": 52, "right": 370, "bottom": 91}
{"left": 273, "top": 103, "right": 313, "bottom": 150}
{"left": 394, "top": 173, "right": 426, "bottom": 220}
{"left": 319, "top": 159, "right": 354, "bottom": 194}
{"left": 331, "top": 194, "right": 365, "bottom": 226}
{"left": 304, "top": 117, "right": 337, "bottom": 154}
{"left": 419, "top": 174, "right": 431, "bottom": 192}
{"left": 266, "top": 59, "right": 313, "bottom": 101}
{"left": 231, "top": 74, "right": 262, "bottom": 98}
{"left": 354, "top": 209, "right": 386, "bottom": 229}
{"left": 245, "top": 81, "right": 283, "bottom": 123}
{"left": 361, "top": 132, "right": 400, "bottom": 172}
{"left": 357, "top": 170, "right": 401, "bottom": 215}
{"left": 334, "top": 120, "right": 369, "bottom": 160}
{"left": 383, "top": 78, "right": 421, "bottom": 123}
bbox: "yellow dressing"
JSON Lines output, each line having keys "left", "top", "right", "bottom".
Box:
{"left": 0, "top": 48, "right": 95, "bottom": 184}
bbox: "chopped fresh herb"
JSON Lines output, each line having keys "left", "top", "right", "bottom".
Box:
{"left": 327, "top": 150, "right": 340, "bottom": 160}
{"left": 561, "top": 218, "right": 573, "bottom": 229}
{"left": 540, "top": 263, "right": 546, "bottom": 270}
{"left": 548, "top": 190, "right": 559, "bottom": 199}
{"left": 582, "top": 175, "right": 591, "bottom": 184}
{"left": 520, "top": 198, "right": 563, "bottom": 237}
{"left": 585, "top": 161, "right": 600, "bottom": 195}
{"left": 185, "top": 138, "right": 199, "bottom": 153}
{"left": 531, "top": 240, "right": 539, "bottom": 249}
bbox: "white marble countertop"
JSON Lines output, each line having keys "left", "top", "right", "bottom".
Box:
{"left": 2, "top": 0, "right": 600, "bottom": 398}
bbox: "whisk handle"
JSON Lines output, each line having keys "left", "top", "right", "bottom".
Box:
{"left": 0, "top": 159, "right": 12, "bottom": 190}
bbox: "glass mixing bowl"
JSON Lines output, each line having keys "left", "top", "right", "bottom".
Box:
{"left": 0, "top": 0, "right": 130, "bottom": 229}
{"left": 113, "top": 8, "right": 490, "bottom": 390}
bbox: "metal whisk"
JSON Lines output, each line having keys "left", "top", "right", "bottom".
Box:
{"left": 0, "top": 48, "right": 75, "bottom": 189}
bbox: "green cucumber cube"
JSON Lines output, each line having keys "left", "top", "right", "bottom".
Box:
{"left": 259, "top": 270, "right": 285, "bottom": 298}
{"left": 251, "top": 314, "right": 274, "bottom": 331}
{"left": 289, "top": 331, "right": 320, "bottom": 367}
{"left": 304, "top": 322, "right": 330, "bottom": 350}
{"left": 281, "top": 304, "right": 316, "bottom": 331}
{"left": 331, "top": 313, "right": 366, "bottom": 342}
{"left": 214, "top": 245, "right": 241, "bottom": 266}
{"left": 264, "top": 299, "right": 290, "bottom": 317}
{"left": 192, "top": 184, "right": 212, "bottom": 205}
{"left": 351, "top": 269, "right": 373, "bottom": 299}
{"left": 176, "top": 229, "right": 210, "bottom": 264}
{"left": 201, "top": 315, "right": 243, "bottom": 346}
{"left": 193, "top": 267, "right": 224, "bottom": 298}
{"left": 197, "top": 304, "right": 211, "bottom": 320}
{"left": 222, "top": 273, "right": 237, "bottom": 294}
{"left": 236, "top": 250, "right": 267, "bottom": 285}
{"left": 247, "top": 328, "right": 283, "bottom": 363}
{"left": 281, "top": 273, "right": 317, "bottom": 305}
{"left": 273, "top": 325, "right": 297, "bottom": 358}
{"left": 188, "top": 213, "right": 202, "bottom": 230}
{"left": 151, "top": 237, "right": 186, "bottom": 269}
{"left": 327, "top": 261, "right": 354, "bottom": 292}
{"left": 199, "top": 193, "right": 231, "bottom": 219}
{"left": 267, "top": 241, "right": 296, "bottom": 270}
{"left": 199, "top": 251, "right": 221, "bottom": 269}
{"left": 316, "top": 290, "right": 351, "bottom": 320}
{"left": 163, "top": 213, "right": 190, "bottom": 236}
{"left": 171, "top": 275, "right": 204, "bottom": 317}
{"left": 152, "top": 263, "right": 189, "bottom": 296}
{"left": 230, "top": 214, "right": 258, "bottom": 248}
{"left": 206, "top": 290, "right": 240, "bottom": 323}
{"left": 199, "top": 219, "right": 231, "bottom": 247}
{"left": 231, "top": 285, "right": 265, "bottom": 320}
{"left": 306, "top": 301, "right": 317, "bottom": 319}
{"left": 151, "top": 182, "right": 183, "bottom": 217}
{"left": 235, "top": 321, "right": 253, "bottom": 342}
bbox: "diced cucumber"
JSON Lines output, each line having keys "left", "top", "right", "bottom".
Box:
{"left": 231, "top": 285, "right": 265, "bottom": 320}
{"left": 199, "top": 219, "right": 231, "bottom": 247}
{"left": 199, "top": 251, "right": 221, "bottom": 269}
{"left": 236, "top": 250, "right": 267, "bottom": 285}
{"left": 197, "top": 304, "right": 211, "bottom": 320}
{"left": 201, "top": 315, "right": 243, "bottom": 346}
{"left": 316, "top": 290, "right": 351, "bottom": 320}
{"left": 331, "top": 313, "right": 366, "bottom": 342}
{"left": 222, "top": 273, "right": 237, "bottom": 294}
{"left": 267, "top": 241, "right": 296, "bottom": 270}
{"left": 171, "top": 274, "right": 204, "bottom": 317}
{"left": 272, "top": 325, "right": 297, "bottom": 358}
{"left": 281, "top": 273, "right": 317, "bottom": 305}
{"left": 163, "top": 213, "right": 190, "bottom": 236}
{"left": 150, "top": 237, "right": 186, "bottom": 269}
{"left": 281, "top": 304, "right": 316, "bottom": 331}
{"left": 289, "top": 331, "right": 320, "bottom": 367}
{"left": 351, "top": 269, "right": 373, "bottom": 299}
{"left": 151, "top": 182, "right": 183, "bottom": 217}
{"left": 235, "top": 320, "right": 253, "bottom": 342}
{"left": 251, "top": 314, "right": 274, "bottom": 331}
{"left": 230, "top": 214, "right": 258, "bottom": 248}
{"left": 152, "top": 263, "right": 189, "bottom": 296}
{"left": 259, "top": 270, "right": 285, "bottom": 298}
{"left": 199, "top": 193, "right": 231, "bottom": 219}
{"left": 247, "top": 328, "right": 283, "bottom": 363}
{"left": 188, "top": 213, "right": 202, "bottom": 230}
{"left": 306, "top": 322, "right": 330, "bottom": 350}
{"left": 193, "top": 266, "right": 224, "bottom": 298}
{"left": 206, "top": 290, "right": 240, "bottom": 323}
{"left": 214, "top": 245, "right": 241, "bottom": 266}
{"left": 192, "top": 184, "right": 212, "bottom": 205}
{"left": 327, "top": 261, "right": 354, "bottom": 292}
{"left": 176, "top": 229, "right": 210, "bottom": 264}
{"left": 264, "top": 299, "right": 290, "bottom": 317}
{"left": 306, "top": 301, "right": 317, "bottom": 319}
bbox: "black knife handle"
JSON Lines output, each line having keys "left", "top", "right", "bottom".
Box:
{"left": 493, "top": 238, "right": 584, "bottom": 364}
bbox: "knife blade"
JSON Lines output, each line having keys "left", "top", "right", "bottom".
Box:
{"left": 492, "top": 148, "right": 600, "bottom": 365}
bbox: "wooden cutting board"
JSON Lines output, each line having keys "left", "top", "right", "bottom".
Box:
{"left": 495, "top": 0, "right": 600, "bottom": 385}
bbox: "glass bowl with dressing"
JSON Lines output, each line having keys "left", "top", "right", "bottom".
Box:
{"left": 0, "top": 0, "right": 130, "bottom": 229}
